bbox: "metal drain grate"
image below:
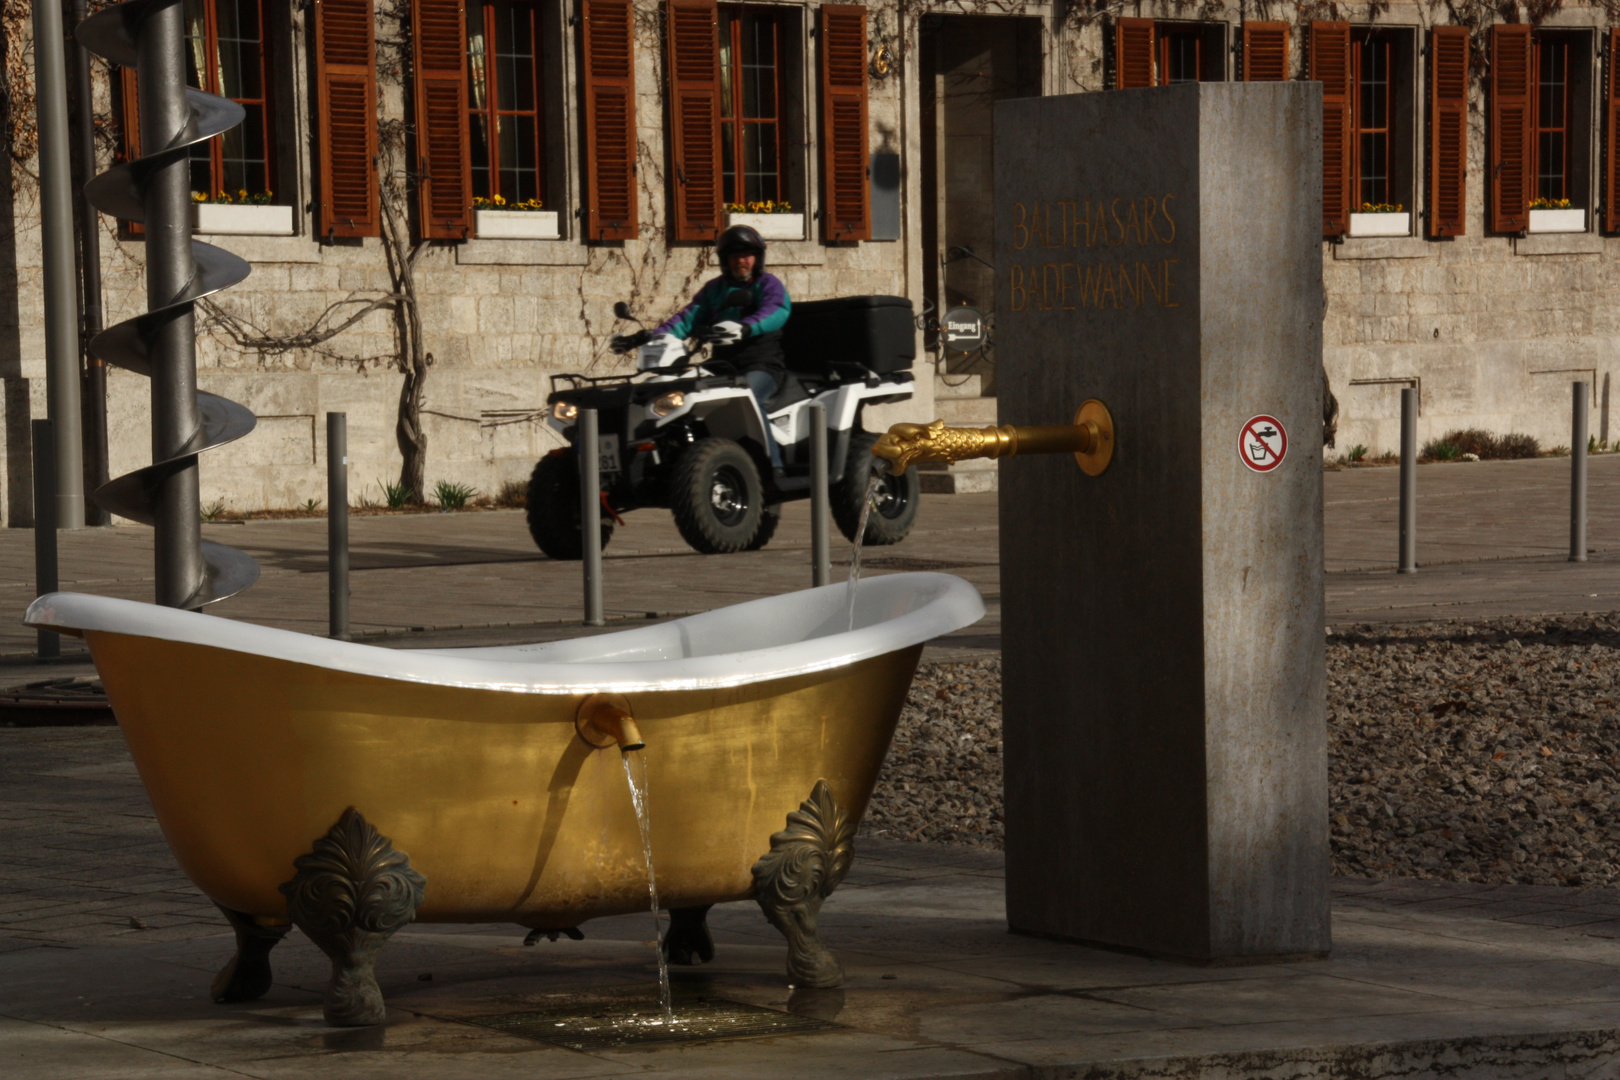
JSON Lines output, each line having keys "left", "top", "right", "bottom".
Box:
{"left": 859, "top": 556, "right": 991, "bottom": 571}
{"left": 460, "top": 999, "right": 833, "bottom": 1050}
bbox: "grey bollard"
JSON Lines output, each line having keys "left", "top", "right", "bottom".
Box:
{"left": 580, "top": 409, "right": 604, "bottom": 626}
{"left": 1398, "top": 387, "right": 1417, "bottom": 574}
{"left": 1572, "top": 381, "right": 1589, "bottom": 563}
{"left": 32, "top": 420, "right": 59, "bottom": 658}
{"left": 327, "top": 414, "right": 350, "bottom": 639}
{"left": 809, "top": 402, "right": 831, "bottom": 587}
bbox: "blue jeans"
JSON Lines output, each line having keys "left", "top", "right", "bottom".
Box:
{"left": 744, "top": 369, "right": 782, "bottom": 467}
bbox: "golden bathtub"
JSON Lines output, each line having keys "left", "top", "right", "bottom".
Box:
{"left": 25, "top": 572, "right": 983, "bottom": 1025}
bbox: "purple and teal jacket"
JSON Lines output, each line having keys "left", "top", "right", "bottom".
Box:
{"left": 656, "top": 271, "right": 792, "bottom": 380}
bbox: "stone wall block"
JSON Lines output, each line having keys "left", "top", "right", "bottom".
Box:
{"left": 478, "top": 295, "right": 518, "bottom": 335}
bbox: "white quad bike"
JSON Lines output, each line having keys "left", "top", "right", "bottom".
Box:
{"left": 525, "top": 294, "right": 922, "bottom": 557}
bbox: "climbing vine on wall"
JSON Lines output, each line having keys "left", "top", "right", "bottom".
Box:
{"left": 2, "top": 0, "right": 39, "bottom": 181}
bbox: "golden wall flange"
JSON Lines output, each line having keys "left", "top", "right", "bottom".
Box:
{"left": 1073, "top": 398, "right": 1115, "bottom": 476}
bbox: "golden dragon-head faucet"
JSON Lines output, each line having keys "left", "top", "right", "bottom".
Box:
{"left": 872, "top": 400, "right": 1115, "bottom": 477}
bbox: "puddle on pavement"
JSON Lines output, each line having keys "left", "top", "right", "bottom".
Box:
{"left": 455, "top": 995, "right": 834, "bottom": 1050}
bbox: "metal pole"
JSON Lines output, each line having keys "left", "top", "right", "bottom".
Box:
{"left": 140, "top": 0, "right": 205, "bottom": 608}
{"left": 580, "top": 410, "right": 604, "bottom": 626}
{"left": 32, "top": 0, "right": 86, "bottom": 529}
{"left": 70, "top": 0, "right": 108, "bottom": 527}
{"left": 327, "top": 414, "right": 350, "bottom": 639}
{"left": 809, "top": 402, "right": 830, "bottom": 587}
{"left": 33, "top": 420, "right": 59, "bottom": 659}
{"left": 1572, "top": 380, "right": 1589, "bottom": 563}
{"left": 1398, "top": 387, "right": 1417, "bottom": 574}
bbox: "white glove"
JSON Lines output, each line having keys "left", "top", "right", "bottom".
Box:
{"left": 710, "top": 320, "right": 746, "bottom": 346}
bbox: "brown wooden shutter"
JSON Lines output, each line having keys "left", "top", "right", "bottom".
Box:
{"left": 820, "top": 4, "right": 869, "bottom": 242}
{"left": 1489, "top": 23, "right": 1532, "bottom": 234}
{"left": 1242, "top": 22, "right": 1290, "bottom": 82}
{"left": 315, "top": 0, "right": 379, "bottom": 238}
{"left": 1115, "top": 18, "right": 1155, "bottom": 90}
{"left": 118, "top": 68, "right": 143, "bottom": 236}
{"left": 412, "top": 0, "right": 471, "bottom": 239}
{"left": 1310, "top": 22, "right": 1352, "bottom": 236}
{"left": 1429, "top": 25, "right": 1469, "bottom": 237}
{"left": 582, "top": 0, "right": 638, "bottom": 240}
{"left": 1606, "top": 29, "right": 1620, "bottom": 233}
{"left": 666, "top": 0, "right": 723, "bottom": 242}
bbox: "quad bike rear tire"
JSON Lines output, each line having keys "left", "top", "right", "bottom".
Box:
{"left": 832, "top": 431, "right": 919, "bottom": 546}
{"left": 670, "top": 439, "right": 765, "bottom": 554}
{"left": 525, "top": 453, "right": 613, "bottom": 560}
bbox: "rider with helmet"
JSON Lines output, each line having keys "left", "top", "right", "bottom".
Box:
{"left": 652, "top": 224, "right": 792, "bottom": 468}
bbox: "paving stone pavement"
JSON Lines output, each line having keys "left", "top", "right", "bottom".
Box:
{"left": 5, "top": 459, "right": 1620, "bottom": 1076}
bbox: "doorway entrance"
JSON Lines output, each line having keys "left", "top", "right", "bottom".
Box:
{"left": 919, "top": 15, "right": 1042, "bottom": 393}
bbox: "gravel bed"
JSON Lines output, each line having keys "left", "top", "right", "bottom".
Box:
{"left": 862, "top": 615, "right": 1620, "bottom": 886}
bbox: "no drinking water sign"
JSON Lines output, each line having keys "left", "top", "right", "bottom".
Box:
{"left": 1238, "top": 415, "right": 1287, "bottom": 472}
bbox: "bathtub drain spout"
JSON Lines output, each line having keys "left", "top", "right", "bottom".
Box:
{"left": 576, "top": 693, "right": 644, "bottom": 751}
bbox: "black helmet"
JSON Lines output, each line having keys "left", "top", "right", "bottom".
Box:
{"left": 717, "top": 224, "right": 766, "bottom": 275}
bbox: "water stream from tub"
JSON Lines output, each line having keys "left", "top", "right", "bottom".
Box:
{"left": 622, "top": 751, "right": 673, "bottom": 1021}
{"left": 844, "top": 468, "right": 885, "bottom": 631}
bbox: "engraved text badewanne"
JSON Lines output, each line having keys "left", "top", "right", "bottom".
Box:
{"left": 1007, "top": 196, "right": 1181, "bottom": 313}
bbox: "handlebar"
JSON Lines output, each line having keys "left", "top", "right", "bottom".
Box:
{"left": 689, "top": 325, "right": 730, "bottom": 345}
{"left": 609, "top": 329, "right": 651, "bottom": 355}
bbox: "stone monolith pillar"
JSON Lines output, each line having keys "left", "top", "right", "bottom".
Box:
{"left": 996, "top": 83, "right": 1329, "bottom": 961}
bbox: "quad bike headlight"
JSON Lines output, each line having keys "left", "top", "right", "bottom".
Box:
{"left": 551, "top": 401, "right": 578, "bottom": 423}
{"left": 651, "top": 391, "right": 686, "bottom": 417}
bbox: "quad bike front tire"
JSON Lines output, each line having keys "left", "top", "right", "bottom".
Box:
{"left": 525, "top": 453, "right": 613, "bottom": 560}
{"left": 833, "top": 431, "right": 920, "bottom": 546}
{"left": 670, "top": 439, "right": 765, "bottom": 554}
{"left": 746, "top": 503, "right": 782, "bottom": 551}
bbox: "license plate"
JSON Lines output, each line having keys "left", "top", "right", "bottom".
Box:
{"left": 597, "top": 435, "right": 621, "bottom": 474}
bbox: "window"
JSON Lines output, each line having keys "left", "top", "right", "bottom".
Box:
{"left": 184, "top": 0, "right": 275, "bottom": 199}
{"left": 1314, "top": 23, "right": 1418, "bottom": 237}
{"left": 718, "top": 7, "right": 786, "bottom": 204}
{"left": 1534, "top": 36, "right": 1572, "bottom": 202}
{"left": 1158, "top": 29, "right": 1201, "bottom": 84}
{"left": 1353, "top": 33, "right": 1392, "bottom": 207}
{"left": 467, "top": 0, "right": 547, "bottom": 206}
{"left": 663, "top": 0, "right": 854, "bottom": 243}
{"left": 1113, "top": 19, "right": 1226, "bottom": 88}
{"left": 1490, "top": 25, "right": 1593, "bottom": 232}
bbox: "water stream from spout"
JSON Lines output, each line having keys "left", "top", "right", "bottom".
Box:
{"left": 622, "top": 750, "right": 673, "bottom": 1021}
{"left": 844, "top": 468, "right": 885, "bottom": 631}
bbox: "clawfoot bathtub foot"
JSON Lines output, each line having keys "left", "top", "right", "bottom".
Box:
{"left": 663, "top": 905, "right": 715, "bottom": 965}
{"left": 751, "top": 780, "right": 856, "bottom": 989}
{"left": 279, "top": 808, "right": 426, "bottom": 1027}
{"left": 210, "top": 905, "right": 290, "bottom": 1003}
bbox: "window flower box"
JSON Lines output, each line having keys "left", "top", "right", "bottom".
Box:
{"left": 191, "top": 203, "right": 294, "bottom": 236}
{"left": 1347, "top": 211, "right": 1410, "bottom": 238}
{"left": 474, "top": 209, "right": 560, "bottom": 240}
{"left": 726, "top": 212, "right": 804, "bottom": 241}
{"left": 1528, "top": 208, "right": 1585, "bottom": 234}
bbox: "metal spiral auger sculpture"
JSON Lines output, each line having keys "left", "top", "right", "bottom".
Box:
{"left": 78, "top": 0, "right": 259, "bottom": 608}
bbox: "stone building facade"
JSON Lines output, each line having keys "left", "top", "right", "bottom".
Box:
{"left": 1, "top": 1, "right": 1617, "bottom": 523}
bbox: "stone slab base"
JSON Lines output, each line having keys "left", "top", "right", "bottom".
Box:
{"left": 1018, "top": 1030, "right": 1620, "bottom": 1080}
